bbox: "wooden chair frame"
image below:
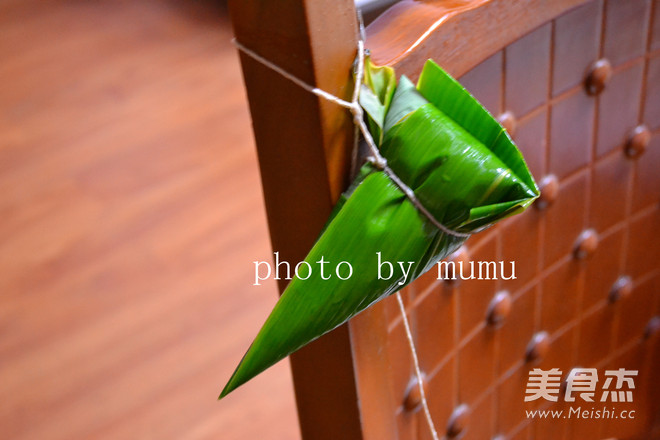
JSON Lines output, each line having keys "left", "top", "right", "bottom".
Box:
{"left": 228, "top": 1, "right": 658, "bottom": 438}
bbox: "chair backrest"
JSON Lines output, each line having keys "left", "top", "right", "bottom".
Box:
{"left": 229, "top": 1, "right": 660, "bottom": 439}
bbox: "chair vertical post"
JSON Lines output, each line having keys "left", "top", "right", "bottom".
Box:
{"left": 228, "top": 1, "right": 363, "bottom": 438}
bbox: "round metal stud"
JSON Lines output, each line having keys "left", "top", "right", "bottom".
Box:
{"left": 487, "top": 290, "right": 512, "bottom": 328}
{"left": 644, "top": 316, "right": 660, "bottom": 340}
{"left": 403, "top": 375, "right": 427, "bottom": 412}
{"left": 526, "top": 331, "right": 550, "bottom": 363}
{"left": 585, "top": 59, "right": 612, "bottom": 95}
{"left": 609, "top": 276, "right": 632, "bottom": 303}
{"left": 446, "top": 404, "right": 470, "bottom": 438}
{"left": 498, "top": 111, "right": 517, "bottom": 138}
{"left": 443, "top": 246, "right": 470, "bottom": 284}
{"left": 574, "top": 229, "right": 599, "bottom": 259}
{"left": 535, "top": 175, "right": 559, "bottom": 210}
{"left": 625, "top": 125, "right": 651, "bottom": 158}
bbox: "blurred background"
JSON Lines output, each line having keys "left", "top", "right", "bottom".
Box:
{"left": 0, "top": 0, "right": 301, "bottom": 438}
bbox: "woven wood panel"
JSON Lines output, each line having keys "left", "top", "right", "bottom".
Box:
{"left": 352, "top": 1, "right": 660, "bottom": 439}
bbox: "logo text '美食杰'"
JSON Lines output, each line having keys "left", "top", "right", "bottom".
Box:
{"left": 524, "top": 367, "right": 638, "bottom": 403}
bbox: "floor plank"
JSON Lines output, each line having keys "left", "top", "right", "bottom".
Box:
{"left": 0, "top": 1, "right": 300, "bottom": 439}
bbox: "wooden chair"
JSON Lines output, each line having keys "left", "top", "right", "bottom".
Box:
{"left": 228, "top": 1, "right": 660, "bottom": 438}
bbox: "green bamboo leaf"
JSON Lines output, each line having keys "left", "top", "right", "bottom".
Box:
{"left": 360, "top": 58, "right": 397, "bottom": 143}
{"left": 220, "top": 59, "right": 539, "bottom": 398}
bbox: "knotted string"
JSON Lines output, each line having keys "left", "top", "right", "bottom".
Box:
{"left": 232, "top": 38, "right": 470, "bottom": 240}
{"left": 233, "top": 33, "right": 465, "bottom": 440}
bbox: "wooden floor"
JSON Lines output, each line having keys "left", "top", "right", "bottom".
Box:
{"left": 0, "top": 1, "right": 300, "bottom": 438}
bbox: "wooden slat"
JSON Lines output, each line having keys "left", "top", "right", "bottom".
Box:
{"left": 227, "top": 1, "right": 364, "bottom": 439}
{"left": 367, "top": 0, "right": 591, "bottom": 78}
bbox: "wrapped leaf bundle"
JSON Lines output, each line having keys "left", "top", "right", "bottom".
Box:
{"left": 220, "top": 59, "right": 538, "bottom": 398}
